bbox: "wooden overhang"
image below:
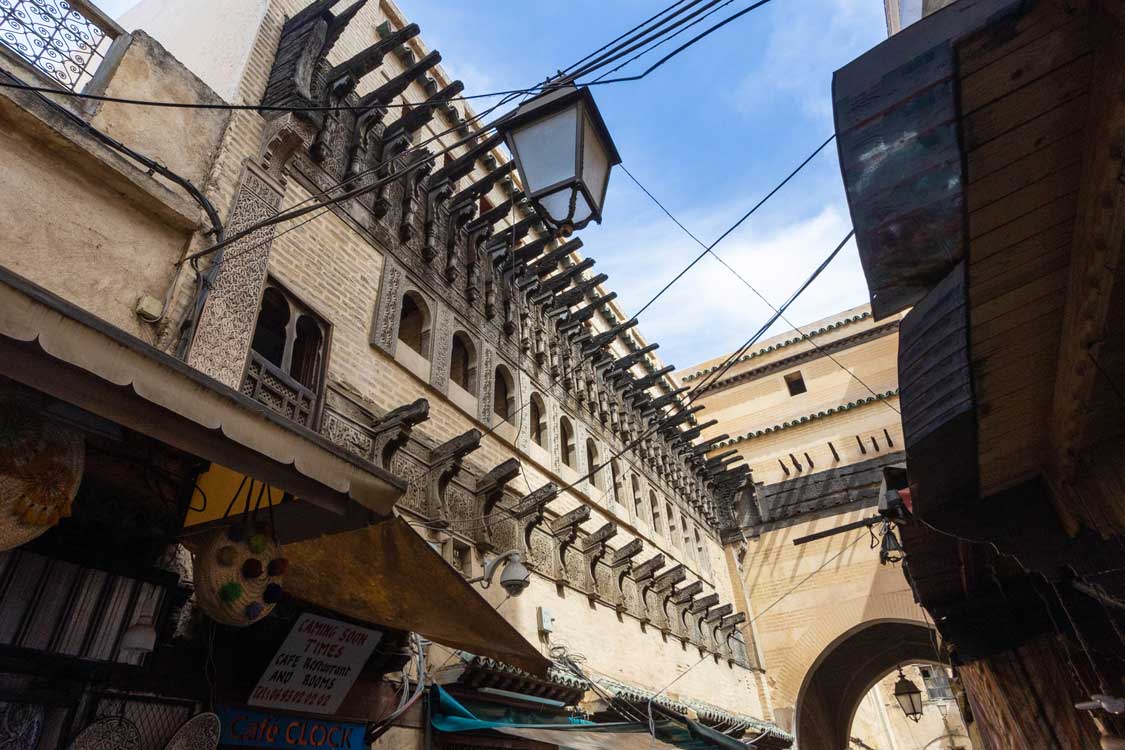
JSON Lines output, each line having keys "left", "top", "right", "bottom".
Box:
{"left": 834, "top": 0, "right": 1125, "bottom": 521}
{"left": 0, "top": 266, "right": 405, "bottom": 540}
{"left": 833, "top": 0, "right": 1125, "bottom": 660}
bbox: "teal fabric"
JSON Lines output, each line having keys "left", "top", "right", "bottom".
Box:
{"left": 430, "top": 686, "right": 593, "bottom": 732}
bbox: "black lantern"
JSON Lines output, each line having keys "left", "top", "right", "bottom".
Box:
{"left": 880, "top": 521, "right": 905, "bottom": 565}
{"left": 893, "top": 668, "right": 924, "bottom": 721}
{"left": 497, "top": 84, "right": 621, "bottom": 237}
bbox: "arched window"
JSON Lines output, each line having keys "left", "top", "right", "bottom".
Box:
{"left": 559, "top": 416, "right": 575, "bottom": 468}
{"left": 251, "top": 287, "right": 289, "bottom": 368}
{"left": 291, "top": 315, "right": 323, "bottom": 389}
{"left": 529, "top": 393, "right": 546, "bottom": 447}
{"left": 246, "top": 281, "right": 327, "bottom": 428}
{"left": 650, "top": 492, "right": 662, "bottom": 533}
{"left": 666, "top": 503, "right": 677, "bottom": 545}
{"left": 631, "top": 475, "right": 643, "bottom": 520}
{"left": 398, "top": 291, "right": 431, "bottom": 357}
{"left": 493, "top": 365, "right": 515, "bottom": 422}
{"left": 586, "top": 439, "right": 600, "bottom": 488}
{"left": 449, "top": 332, "right": 477, "bottom": 392}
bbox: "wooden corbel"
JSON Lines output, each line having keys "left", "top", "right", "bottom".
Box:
{"left": 422, "top": 179, "right": 453, "bottom": 263}
{"left": 445, "top": 201, "right": 476, "bottom": 283}
{"left": 704, "top": 603, "right": 733, "bottom": 624}
{"left": 476, "top": 458, "right": 521, "bottom": 550}
{"left": 399, "top": 155, "right": 434, "bottom": 243}
{"left": 513, "top": 483, "right": 558, "bottom": 551}
{"left": 427, "top": 429, "right": 481, "bottom": 523}
{"left": 580, "top": 522, "right": 617, "bottom": 599}
{"left": 609, "top": 538, "right": 643, "bottom": 610}
{"left": 689, "top": 593, "right": 719, "bottom": 616}
{"left": 371, "top": 398, "right": 429, "bottom": 469}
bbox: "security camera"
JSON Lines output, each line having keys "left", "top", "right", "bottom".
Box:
{"left": 498, "top": 554, "right": 530, "bottom": 597}
{"left": 466, "top": 550, "right": 530, "bottom": 597}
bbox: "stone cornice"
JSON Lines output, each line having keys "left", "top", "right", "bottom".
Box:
{"left": 682, "top": 311, "right": 874, "bottom": 382}
{"left": 694, "top": 319, "right": 900, "bottom": 396}
{"left": 717, "top": 389, "right": 900, "bottom": 448}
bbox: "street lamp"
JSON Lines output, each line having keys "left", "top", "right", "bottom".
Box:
{"left": 497, "top": 84, "right": 621, "bottom": 237}
{"left": 893, "top": 668, "right": 924, "bottom": 722}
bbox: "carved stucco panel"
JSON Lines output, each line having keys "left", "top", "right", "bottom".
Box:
{"left": 622, "top": 577, "right": 641, "bottom": 617}
{"left": 372, "top": 258, "right": 405, "bottom": 355}
{"left": 527, "top": 528, "right": 555, "bottom": 578}
{"left": 430, "top": 304, "right": 454, "bottom": 393}
{"left": 391, "top": 452, "right": 428, "bottom": 515}
{"left": 478, "top": 346, "right": 495, "bottom": 426}
{"left": 446, "top": 484, "right": 477, "bottom": 537}
{"left": 489, "top": 515, "right": 518, "bottom": 554}
{"left": 188, "top": 166, "right": 283, "bottom": 387}
{"left": 562, "top": 547, "right": 587, "bottom": 590}
{"left": 593, "top": 563, "right": 613, "bottom": 600}
{"left": 515, "top": 370, "right": 534, "bottom": 453}
{"left": 321, "top": 407, "right": 374, "bottom": 460}
{"left": 547, "top": 398, "right": 561, "bottom": 472}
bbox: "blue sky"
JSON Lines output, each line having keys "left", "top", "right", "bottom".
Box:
{"left": 107, "top": 0, "right": 888, "bottom": 369}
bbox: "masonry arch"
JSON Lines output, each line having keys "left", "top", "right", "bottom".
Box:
{"left": 794, "top": 619, "right": 940, "bottom": 750}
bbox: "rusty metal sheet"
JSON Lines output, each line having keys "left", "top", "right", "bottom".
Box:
{"left": 284, "top": 517, "right": 551, "bottom": 676}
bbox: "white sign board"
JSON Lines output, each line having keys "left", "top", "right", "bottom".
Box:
{"left": 249, "top": 613, "right": 382, "bottom": 715}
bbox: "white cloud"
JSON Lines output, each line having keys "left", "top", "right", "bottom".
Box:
{"left": 583, "top": 194, "right": 868, "bottom": 370}
{"left": 730, "top": 0, "right": 886, "bottom": 126}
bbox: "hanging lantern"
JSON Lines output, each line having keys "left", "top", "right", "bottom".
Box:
{"left": 497, "top": 84, "right": 621, "bottom": 237}
{"left": 192, "top": 523, "right": 288, "bottom": 627}
{"left": 893, "top": 668, "right": 924, "bottom": 721}
{"left": 0, "top": 401, "right": 84, "bottom": 551}
{"left": 880, "top": 521, "right": 905, "bottom": 565}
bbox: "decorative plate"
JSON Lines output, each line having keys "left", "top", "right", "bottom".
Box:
{"left": 164, "top": 712, "right": 220, "bottom": 750}
{"left": 69, "top": 717, "right": 141, "bottom": 750}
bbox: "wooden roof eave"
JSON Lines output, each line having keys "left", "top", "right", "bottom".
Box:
{"left": 832, "top": 0, "right": 1029, "bottom": 320}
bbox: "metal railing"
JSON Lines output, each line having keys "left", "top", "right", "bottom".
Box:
{"left": 0, "top": 0, "right": 121, "bottom": 91}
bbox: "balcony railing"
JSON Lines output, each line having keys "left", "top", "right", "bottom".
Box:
{"left": 0, "top": 0, "right": 121, "bottom": 91}
{"left": 241, "top": 350, "right": 319, "bottom": 429}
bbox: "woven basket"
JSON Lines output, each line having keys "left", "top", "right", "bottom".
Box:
{"left": 0, "top": 403, "right": 84, "bottom": 551}
{"left": 193, "top": 523, "right": 287, "bottom": 627}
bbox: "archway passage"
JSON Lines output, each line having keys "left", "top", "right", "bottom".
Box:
{"left": 796, "top": 621, "right": 939, "bottom": 750}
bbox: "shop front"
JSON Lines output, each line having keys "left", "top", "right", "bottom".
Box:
{"left": 0, "top": 269, "right": 548, "bottom": 748}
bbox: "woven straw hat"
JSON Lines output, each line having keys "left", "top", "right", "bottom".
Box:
{"left": 0, "top": 401, "right": 84, "bottom": 551}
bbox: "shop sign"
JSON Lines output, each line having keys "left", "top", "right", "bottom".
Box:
{"left": 249, "top": 613, "right": 382, "bottom": 715}
{"left": 218, "top": 705, "right": 365, "bottom": 750}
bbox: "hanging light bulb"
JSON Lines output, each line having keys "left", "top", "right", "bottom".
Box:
{"left": 880, "top": 520, "right": 905, "bottom": 565}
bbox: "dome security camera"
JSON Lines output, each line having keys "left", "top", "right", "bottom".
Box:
{"left": 498, "top": 554, "right": 530, "bottom": 597}
{"left": 467, "top": 549, "right": 530, "bottom": 597}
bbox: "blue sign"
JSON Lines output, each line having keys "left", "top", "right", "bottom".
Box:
{"left": 217, "top": 705, "right": 365, "bottom": 750}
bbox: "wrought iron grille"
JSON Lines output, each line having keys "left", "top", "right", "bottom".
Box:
{"left": 81, "top": 692, "right": 196, "bottom": 750}
{"left": 0, "top": 0, "right": 116, "bottom": 91}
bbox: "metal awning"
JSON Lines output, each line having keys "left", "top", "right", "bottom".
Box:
{"left": 0, "top": 268, "right": 404, "bottom": 541}
{"left": 284, "top": 517, "right": 552, "bottom": 676}
{"left": 432, "top": 687, "right": 789, "bottom": 750}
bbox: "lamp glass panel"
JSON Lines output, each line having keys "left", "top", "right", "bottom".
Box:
{"left": 539, "top": 189, "right": 575, "bottom": 225}
{"left": 580, "top": 112, "right": 611, "bottom": 211}
{"left": 510, "top": 106, "right": 577, "bottom": 195}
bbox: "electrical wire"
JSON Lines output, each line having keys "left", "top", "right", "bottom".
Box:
{"left": 582, "top": 0, "right": 778, "bottom": 87}
{"left": 560, "top": 0, "right": 700, "bottom": 76}
{"left": 619, "top": 146, "right": 901, "bottom": 414}
{"left": 559, "top": 229, "right": 855, "bottom": 497}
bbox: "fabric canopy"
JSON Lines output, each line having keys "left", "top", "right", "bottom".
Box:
{"left": 284, "top": 518, "right": 552, "bottom": 676}
{"left": 431, "top": 687, "right": 755, "bottom": 750}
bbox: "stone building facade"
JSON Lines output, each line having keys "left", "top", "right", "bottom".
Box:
{"left": 680, "top": 307, "right": 971, "bottom": 749}
{"left": 0, "top": 0, "right": 788, "bottom": 745}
